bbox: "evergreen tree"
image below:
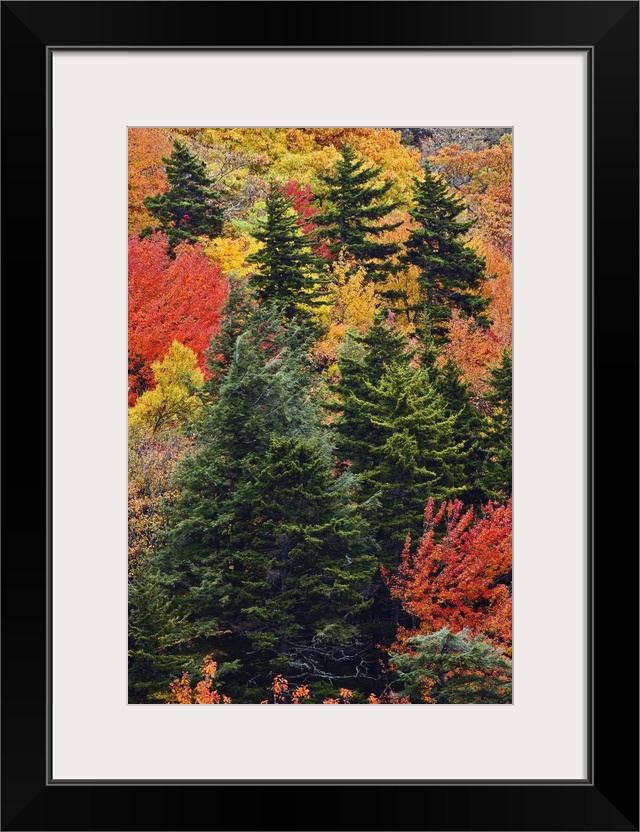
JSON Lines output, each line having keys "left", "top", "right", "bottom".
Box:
{"left": 315, "top": 144, "right": 402, "bottom": 282}
{"left": 330, "top": 313, "right": 413, "bottom": 474}
{"left": 143, "top": 139, "right": 223, "bottom": 252}
{"left": 479, "top": 348, "right": 512, "bottom": 500}
{"left": 204, "top": 276, "right": 257, "bottom": 390}
{"left": 351, "top": 363, "right": 468, "bottom": 562}
{"left": 247, "top": 182, "right": 324, "bottom": 320}
{"left": 390, "top": 628, "right": 512, "bottom": 703}
{"left": 435, "top": 356, "right": 487, "bottom": 505}
{"left": 158, "top": 305, "right": 377, "bottom": 699}
{"left": 333, "top": 319, "right": 468, "bottom": 564}
{"left": 402, "top": 160, "right": 491, "bottom": 343}
{"left": 128, "top": 556, "right": 186, "bottom": 703}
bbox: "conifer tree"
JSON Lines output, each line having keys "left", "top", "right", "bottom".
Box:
{"left": 205, "top": 276, "right": 257, "bottom": 390}
{"left": 435, "top": 356, "right": 487, "bottom": 505}
{"left": 315, "top": 144, "right": 402, "bottom": 282}
{"left": 352, "top": 363, "right": 468, "bottom": 562}
{"left": 390, "top": 628, "right": 512, "bottom": 703}
{"left": 402, "top": 160, "right": 491, "bottom": 343}
{"left": 479, "top": 348, "right": 512, "bottom": 500}
{"left": 247, "top": 182, "right": 324, "bottom": 320}
{"left": 143, "top": 139, "right": 223, "bottom": 252}
{"left": 128, "top": 556, "right": 186, "bottom": 703}
{"left": 330, "top": 313, "right": 413, "bottom": 474}
{"left": 333, "top": 319, "right": 468, "bottom": 564}
{"left": 158, "top": 305, "right": 377, "bottom": 699}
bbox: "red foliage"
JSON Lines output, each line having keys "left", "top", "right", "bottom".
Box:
{"left": 384, "top": 498, "right": 512, "bottom": 653}
{"left": 128, "top": 232, "right": 228, "bottom": 404}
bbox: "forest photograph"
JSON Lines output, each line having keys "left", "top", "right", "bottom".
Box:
{"left": 127, "top": 126, "right": 513, "bottom": 705}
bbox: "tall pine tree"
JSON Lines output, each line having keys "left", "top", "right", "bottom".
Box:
{"left": 143, "top": 139, "right": 223, "bottom": 252}
{"left": 315, "top": 144, "right": 402, "bottom": 282}
{"left": 157, "top": 305, "right": 377, "bottom": 700}
{"left": 247, "top": 182, "right": 324, "bottom": 321}
{"left": 402, "top": 160, "right": 491, "bottom": 343}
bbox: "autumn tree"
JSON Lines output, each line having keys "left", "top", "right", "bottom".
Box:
{"left": 310, "top": 252, "right": 380, "bottom": 369}
{"left": 158, "top": 305, "right": 377, "bottom": 700}
{"left": 479, "top": 348, "right": 512, "bottom": 500}
{"left": 315, "top": 144, "right": 402, "bottom": 282}
{"left": 128, "top": 342, "right": 204, "bottom": 436}
{"left": 247, "top": 181, "right": 324, "bottom": 320}
{"left": 389, "top": 628, "right": 512, "bottom": 703}
{"left": 128, "top": 128, "right": 172, "bottom": 236}
{"left": 128, "top": 431, "right": 192, "bottom": 578}
{"left": 143, "top": 139, "right": 224, "bottom": 252}
{"left": 402, "top": 160, "right": 490, "bottom": 344}
{"left": 128, "top": 233, "right": 227, "bottom": 404}
{"left": 385, "top": 497, "right": 512, "bottom": 654}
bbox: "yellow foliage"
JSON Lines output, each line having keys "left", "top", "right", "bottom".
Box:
{"left": 311, "top": 253, "right": 380, "bottom": 366}
{"left": 128, "top": 341, "right": 204, "bottom": 435}
{"left": 202, "top": 234, "right": 262, "bottom": 278}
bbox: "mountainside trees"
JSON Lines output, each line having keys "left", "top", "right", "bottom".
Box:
{"left": 128, "top": 127, "right": 512, "bottom": 705}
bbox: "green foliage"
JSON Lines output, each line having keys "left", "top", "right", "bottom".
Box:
{"left": 333, "top": 316, "right": 468, "bottom": 564}
{"left": 390, "top": 628, "right": 512, "bottom": 703}
{"left": 402, "top": 160, "right": 491, "bottom": 343}
{"left": 434, "top": 356, "right": 487, "bottom": 505}
{"left": 205, "top": 276, "right": 257, "bottom": 389}
{"left": 143, "top": 139, "right": 224, "bottom": 252}
{"left": 479, "top": 348, "right": 512, "bottom": 500}
{"left": 128, "top": 556, "right": 186, "bottom": 703}
{"left": 158, "top": 304, "right": 377, "bottom": 699}
{"left": 247, "top": 182, "right": 324, "bottom": 320}
{"left": 315, "top": 144, "right": 402, "bottom": 282}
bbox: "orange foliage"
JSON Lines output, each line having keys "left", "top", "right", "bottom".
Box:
{"left": 446, "top": 239, "right": 511, "bottom": 395}
{"left": 384, "top": 498, "right": 512, "bottom": 655}
{"left": 168, "top": 655, "right": 232, "bottom": 704}
{"left": 430, "top": 137, "right": 512, "bottom": 259}
{"left": 128, "top": 128, "right": 172, "bottom": 236}
{"left": 266, "top": 674, "right": 312, "bottom": 704}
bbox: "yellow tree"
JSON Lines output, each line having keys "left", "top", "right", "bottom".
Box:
{"left": 128, "top": 341, "right": 204, "bottom": 436}
{"left": 311, "top": 252, "right": 380, "bottom": 368}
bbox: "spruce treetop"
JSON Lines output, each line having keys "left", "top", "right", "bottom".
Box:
{"left": 315, "top": 144, "right": 402, "bottom": 282}
{"left": 403, "top": 159, "right": 491, "bottom": 343}
{"left": 143, "top": 139, "right": 224, "bottom": 253}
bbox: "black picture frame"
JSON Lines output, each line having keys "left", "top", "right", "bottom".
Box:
{"left": 2, "top": 2, "right": 638, "bottom": 830}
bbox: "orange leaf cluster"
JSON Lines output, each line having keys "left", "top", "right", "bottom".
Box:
{"left": 267, "top": 674, "right": 312, "bottom": 704}
{"left": 168, "top": 655, "right": 232, "bottom": 704}
{"left": 385, "top": 498, "right": 512, "bottom": 654}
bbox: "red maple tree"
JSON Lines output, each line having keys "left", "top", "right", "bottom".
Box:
{"left": 384, "top": 498, "right": 512, "bottom": 654}
{"left": 128, "top": 232, "right": 227, "bottom": 404}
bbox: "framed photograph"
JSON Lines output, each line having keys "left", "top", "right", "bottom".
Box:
{"left": 3, "top": 2, "right": 637, "bottom": 830}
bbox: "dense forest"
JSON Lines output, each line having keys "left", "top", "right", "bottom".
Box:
{"left": 128, "top": 126, "right": 512, "bottom": 705}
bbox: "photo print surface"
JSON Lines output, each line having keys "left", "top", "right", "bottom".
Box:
{"left": 128, "top": 127, "right": 512, "bottom": 705}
